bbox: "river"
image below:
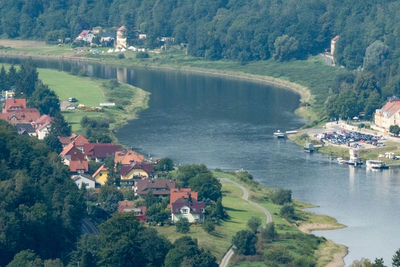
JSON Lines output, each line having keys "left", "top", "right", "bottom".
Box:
{"left": 1, "top": 57, "right": 399, "bottom": 265}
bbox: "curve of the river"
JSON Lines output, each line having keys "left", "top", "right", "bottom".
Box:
{"left": 1, "top": 57, "right": 399, "bottom": 265}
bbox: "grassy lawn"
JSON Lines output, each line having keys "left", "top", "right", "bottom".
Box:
{"left": 155, "top": 180, "right": 266, "bottom": 262}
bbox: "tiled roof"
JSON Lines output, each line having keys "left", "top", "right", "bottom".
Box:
{"left": 170, "top": 188, "right": 198, "bottom": 206}
{"left": 135, "top": 179, "right": 176, "bottom": 196}
{"left": 3, "top": 98, "right": 26, "bottom": 112}
{"left": 34, "top": 115, "right": 52, "bottom": 127}
{"left": 380, "top": 100, "right": 400, "bottom": 117}
{"left": 92, "top": 165, "right": 107, "bottom": 178}
{"left": 74, "top": 135, "right": 89, "bottom": 147}
{"left": 69, "top": 160, "right": 89, "bottom": 172}
{"left": 120, "top": 162, "right": 154, "bottom": 177}
{"left": 60, "top": 142, "right": 85, "bottom": 160}
{"left": 171, "top": 198, "right": 205, "bottom": 215}
{"left": 84, "top": 143, "right": 121, "bottom": 159}
{"left": 114, "top": 150, "right": 145, "bottom": 165}
{"left": 0, "top": 109, "right": 41, "bottom": 124}
{"left": 79, "top": 30, "right": 90, "bottom": 37}
{"left": 59, "top": 134, "right": 78, "bottom": 146}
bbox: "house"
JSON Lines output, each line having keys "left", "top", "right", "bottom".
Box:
{"left": 116, "top": 26, "right": 127, "bottom": 49}
{"left": 134, "top": 179, "right": 176, "bottom": 197}
{"left": 60, "top": 142, "right": 85, "bottom": 165}
{"left": 171, "top": 198, "right": 205, "bottom": 223}
{"left": 84, "top": 143, "right": 121, "bottom": 162}
{"left": 0, "top": 109, "right": 41, "bottom": 125}
{"left": 69, "top": 159, "right": 89, "bottom": 174}
{"left": 114, "top": 150, "right": 145, "bottom": 165}
{"left": 117, "top": 201, "right": 147, "bottom": 222}
{"left": 59, "top": 133, "right": 78, "bottom": 147}
{"left": 374, "top": 99, "right": 400, "bottom": 132}
{"left": 58, "top": 134, "right": 89, "bottom": 151}
{"left": 33, "top": 115, "right": 53, "bottom": 140}
{"left": 120, "top": 162, "right": 154, "bottom": 184}
{"left": 331, "top": 35, "right": 340, "bottom": 56}
{"left": 92, "top": 165, "right": 109, "bottom": 185}
{"left": 15, "top": 123, "right": 36, "bottom": 136}
{"left": 2, "top": 98, "right": 26, "bottom": 113}
{"left": 170, "top": 188, "right": 198, "bottom": 206}
{"left": 76, "top": 30, "right": 95, "bottom": 43}
{"left": 72, "top": 174, "right": 97, "bottom": 189}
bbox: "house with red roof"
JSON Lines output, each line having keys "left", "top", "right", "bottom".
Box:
{"left": 2, "top": 98, "right": 27, "bottom": 113}
{"left": 118, "top": 201, "right": 147, "bottom": 222}
{"left": 60, "top": 142, "right": 85, "bottom": 165}
{"left": 374, "top": 99, "right": 400, "bottom": 132}
{"left": 69, "top": 159, "right": 89, "bottom": 174}
{"left": 134, "top": 179, "right": 176, "bottom": 197}
{"left": 171, "top": 198, "right": 205, "bottom": 223}
{"left": 33, "top": 115, "right": 53, "bottom": 140}
{"left": 0, "top": 108, "right": 41, "bottom": 125}
{"left": 84, "top": 143, "right": 121, "bottom": 162}
{"left": 170, "top": 188, "right": 198, "bottom": 206}
{"left": 59, "top": 134, "right": 78, "bottom": 147}
{"left": 114, "top": 150, "right": 145, "bottom": 165}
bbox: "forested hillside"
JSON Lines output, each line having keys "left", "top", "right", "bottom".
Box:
{"left": 1, "top": 0, "right": 400, "bottom": 118}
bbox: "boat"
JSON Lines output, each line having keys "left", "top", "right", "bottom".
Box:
{"left": 366, "top": 160, "right": 389, "bottom": 170}
{"left": 273, "top": 130, "right": 286, "bottom": 138}
{"left": 337, "top": 157, "right": 348, "bottom": 164}
{"left": 304, "top": 143, "right": 314, "bottom": 153}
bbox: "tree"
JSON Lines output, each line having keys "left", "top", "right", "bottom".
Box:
{"left": 247, "top": 216, "right": 261, "bottom": 233}
{"left": 154, "top": 157, "right": 174, "bottom": 172}
{"left": 176, "top": 217, "right": 190, "bottom": 233}
{"left": 280, "top": 204, "right": 295, "bottom": 220}
{"left": 389, "top": 125, "right": 400, "bottom": 136}
{"left": 393, "top": 248, "right": 400, "bottom": 267}
{"left": 202, "top": 220, "right": 215, "bottom": 233}
{"left": 371, "top": 258, "right": 386, "bottom": 267}
{"left": 6, "top": 250, "right": 43, "bottom": 267}
{"left": 271, "top": 189, "right": 292, "bottom": 205}
{"left": 164, "top": 237, "right": 199, "bottom": 267}
{"left": 273, "top": 35, "right": 299, "bottom": 61}
{"left": 189, "top": 173, "right": 222, "bottom": 201}
{"left": 44, "top": 132, "right": 63, "bottom": 154}
{"left": 232, "top": 230, "right": 257, "bottom": 255}
{"left": 29, "top": 82, "right": 60, "bottom": 116}
{"left": 261, "top": 222, "right": 277, "bottom": 241}
{"left": 50, "top": 113, "right": 71, "bottom": 137}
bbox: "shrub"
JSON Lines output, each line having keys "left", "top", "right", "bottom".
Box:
{"left": 202, "top": 220, "right": 215, "bottom": 233}
{"left": 176, "top": 218, "right": 190, "bottom": 233}
{"left": 261, "top": 222, "right": 277, "bottom": 241}
{"left": 264, "top": 245, "right": 293, "bottom": 264}
{"left": 117, "top": 53, "right": 125, "bottom": 59}
{"left": 247, "top": 216, "right": 262, "bottom": 233}
{"left": 136, "top": 52, "right": 150, "bottom": 58}
{"left": 280, "top": 204, "right": 295, "bottom": 220}
{"left": 271, "top": 189, "right": 292, "bottom": 205}
{"left": 232, "top": 230, "right": 257, "bottom": 255}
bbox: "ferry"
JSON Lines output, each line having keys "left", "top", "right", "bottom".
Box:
{"left": 273, "top": 130, "right": 286, "bottom": 139}
{"left": 366, "top": 160, "right": 389, "bottom": 170}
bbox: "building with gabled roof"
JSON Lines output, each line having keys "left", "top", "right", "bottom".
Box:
{"left": 170, "top": 188, "right": 198, "bottom": 206}
{"left": 15, "top": 123, "right": 36, "bottom": 136}
{"left": 84, "top": 143, "right": 121, "bottom": 162}
{"left": 374, "top": 99, "right": 400, "bottom": 132}
{"left": 0, "top": 109, "right": 41, "bottom": 125}
{"left": 72, "top": 174, "right": 97, "bottom": 189}
{"left": 119, "top": 162, "right": 154, "bottom": 183}
{"left": 134, "top": 179, "right": 176, "bottom": 197}
{"left": 60, "top": 142, "right": 85, "bottom": 165}
{"left": 171, "top": 198, "right": 205, "bottom": 223}
{"left": 69, "top": 159, "right": 89, "bottom": 174}
{"left": 3, "top": 98, "right": 27, "bottom": 113}
{"left": 114, "top": 150, "right": 145, "bottom": 165}
{"left": 92, "top": 165, "right": 109, "bottom": 185}
{"left": 117, "top": 201, "right": 147, "bottom": 222}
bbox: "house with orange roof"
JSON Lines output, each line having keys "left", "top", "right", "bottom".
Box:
{"left": 374, "top": 99, "right": 400, "bottom": 132}
{"left": 2, "top": 98, "right": 27, "bottom": 113}
{"left": 59, "top": 134, "right": 78, "bottom": 147}
{"left": 114, "top": 150, "right": 145, "bottom": 165}
{"left": 69, "top": 159, "right": 89, "bottom": 174}
{"left": 92, "top": 165, "right": 109, "bottom": 185}
{"left": 170, "top": 188, "right": 198, "bottom": 206}
{"left": 117, "top": 201, "right": 147, "bottom": 222}
{"left": 33, "top": 115, "right": 53, "bottom": 140}
{"left": 58, "top": 134, "right": 89, "bottom": 151}
{"left": 0, "top": 109, "right": 41, "bottom": 125}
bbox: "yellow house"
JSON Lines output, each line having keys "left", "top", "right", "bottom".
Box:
{"left": 92, "top": 165, "right": 109, "bottom": 185}
{"left": 119, "top": 163, "right": 154, "bottom": 184}
{"left": 374, "top": 100, "right": 400, "bottom": 132}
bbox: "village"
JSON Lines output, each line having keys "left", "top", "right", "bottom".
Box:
{"left": 0, "top": 93, "right": 210, "bottom": 227}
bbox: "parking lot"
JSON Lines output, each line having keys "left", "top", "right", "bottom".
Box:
{"left": 318, "top": 130, "right": 385, "bottom": 149}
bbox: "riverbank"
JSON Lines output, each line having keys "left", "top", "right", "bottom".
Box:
{"left": 0, "top": 40, "right": 349, "bottom": 125}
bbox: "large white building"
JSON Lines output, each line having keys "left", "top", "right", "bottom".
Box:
{"left": 374, "top": 99, "right": 400, "bottom": 132}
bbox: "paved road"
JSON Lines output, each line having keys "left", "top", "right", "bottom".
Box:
{"left": 219, "top": 178, "right": 272, "bottom": 267}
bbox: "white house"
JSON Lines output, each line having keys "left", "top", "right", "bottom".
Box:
{"left": 72, "top": 174, "right": 96, "bottom": 189}
{"left": 171, "top": 198, "right": 205, "bottom": 223}
{"left": 374, "top": 99, "right": 400, "bottom": 132}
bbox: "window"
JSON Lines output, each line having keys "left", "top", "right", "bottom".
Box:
{"left": 182, "top": 208, "right": 189, "bottom": 214}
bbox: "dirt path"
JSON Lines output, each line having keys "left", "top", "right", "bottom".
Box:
{"left": 218, "top": 178, "right": 272, "bottom": 267}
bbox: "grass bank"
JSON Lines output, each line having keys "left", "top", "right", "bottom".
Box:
{"left": 0, "top": 40, "right": 349, "bottom": 125}
{"left": 155, "top": 170, "right": 345, "bottom": 266}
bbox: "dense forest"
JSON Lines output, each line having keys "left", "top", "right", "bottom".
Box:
{"left": 1, "top": 0, "right": 400, "bottom": 119}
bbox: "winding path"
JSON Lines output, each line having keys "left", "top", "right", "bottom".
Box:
{"left": 219, "top": 178, "right": 272, "bottom": 267}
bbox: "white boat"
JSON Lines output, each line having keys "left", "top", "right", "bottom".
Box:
{"left": 366, "top": 160, "right": 389, "bottom": 170}
{"left": 273, "top": 130, "right": 286, "bottom": 138}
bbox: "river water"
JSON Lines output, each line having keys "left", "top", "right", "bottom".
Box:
{"left": 1, "top": 57, "right": 399, "bottom": 265}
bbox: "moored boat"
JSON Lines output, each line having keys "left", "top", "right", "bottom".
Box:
{"left": 304, "top": 143, "right": 314, "bottom": 153}
{"left": 366, "top": 160, "right": 389, "bottom": 170}
{"left": 273, "top": 130, "right": 286, "bottom": 138}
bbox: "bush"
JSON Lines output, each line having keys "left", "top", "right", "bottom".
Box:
{"left": 136, "top": 52, "right": 150, "bottom": 58}
{"left": 261, "top": 222, "right": 277, "bottom": 241}
{"left": 280, "top": 204, "right": 295, "bottom": 220}
{"left": 264, "top": 245, "right": 293, "bottom": 264}
{"left": 176, "top": 218, "right": 190, "bottom": 233}
{"left": 202, "top": 220, "right": 215, "bottom": 233}
{"left": 247, "top": 216, "right": 262, "bottom": 233}
{"left": 117, "top": 53, "right": 125, "bottom": 59}
{"left": 232, "top": 230, "right": 257, "bottom": 255}
{"left": 271, "top": 189, "right": 292, "bottom": 205}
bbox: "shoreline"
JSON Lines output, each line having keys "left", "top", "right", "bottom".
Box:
{"left": 0, "top": 49, "right": 346, "bottom": 266}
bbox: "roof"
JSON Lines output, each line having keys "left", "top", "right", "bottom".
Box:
{"left": 74, "top": 135, "right": 89, "bottom": 147}
{"left": 59, "top": 133, "right": 78, "bottom": 146}
{"left": 135, "top": 179, "right": 176, "bottom": 196}
{"left": 380, "top": 100, "right": 400, "bottom": 117}
{"left": 332, "top": 35, "right": 340, "bottom": 42}
{"left": 84, "top": 143, "right": 121, "bottom": 159}
{"left": 171, "top": 198, "right": 205, "bottom": 215}
{"left": 15, "top": 123, "right": 35, "bottom": 134}
{"left": 3, "top": 98, "right": 26, "bottom": 112}
{"left": 118, "top": 26, "right": 126, "bottom": 31}
{"left": 60, "top": 142, "right": 85, "bottom": 160}
{"left": 120, "top": 162, "right": 154, "bottom": 177}
{"left": 114, "top": 150, "right": 145, "bottom": 165}
{"left": 69, "top": 160, "right": 89, "bottom": 172}
{"left": 0, "top": 109, "right": 41, "bottom": 124}
{"left": 92, "top": 165, "right": 108, "bottom": 178}
{"left": 79, "top": 30, "right": 90, "bottom": 37}
{"left": 170, "top": 188, "right": 198, "bottom": 206}
{"left": 35, "top": 115, "right": 52, "bottom": 126}
{"left": 117, "top": 201, "right": 146, "bottom": 221}
{"left": 72, "top": 174, "right": 96, "bottom": 182}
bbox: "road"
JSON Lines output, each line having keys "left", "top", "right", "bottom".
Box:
{"left": 219, "top": 178, "right": 272, "bottom": 267}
